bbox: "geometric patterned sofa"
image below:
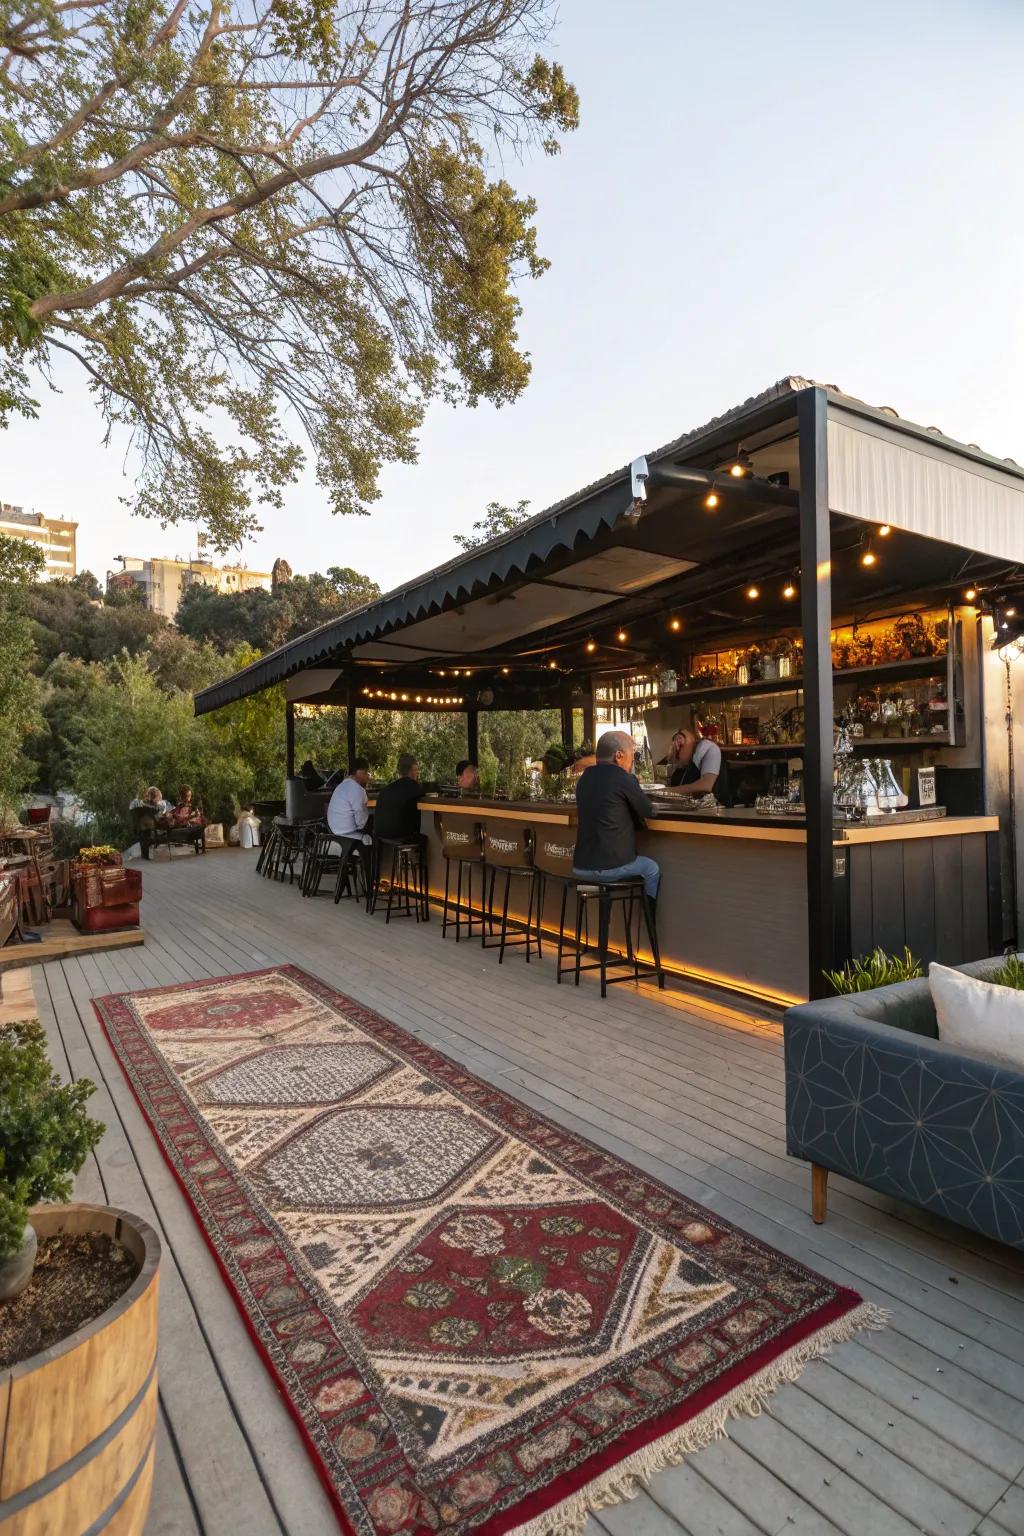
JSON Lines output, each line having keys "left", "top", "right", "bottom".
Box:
{"left": 783, "top": 957, "right": 1024, "bottom": 1251}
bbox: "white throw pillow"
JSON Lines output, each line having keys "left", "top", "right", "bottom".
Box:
{"left": 929, "top": 962, "right": 1024, "bottom": 1070}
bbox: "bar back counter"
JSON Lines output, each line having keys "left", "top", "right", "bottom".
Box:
{"left": 411, "top": 797, "right": 998, "bottom": 1005}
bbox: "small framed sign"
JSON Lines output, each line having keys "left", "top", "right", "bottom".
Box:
{"left": 917, "top": 766, "right": 937, "bottom": 807}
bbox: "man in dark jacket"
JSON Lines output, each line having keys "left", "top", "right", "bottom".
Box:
{"left": 372, "top": 754, "right": 425, "bottom": 844}
{"left": 572, "top": 730, "right": 659, "bottom": 898}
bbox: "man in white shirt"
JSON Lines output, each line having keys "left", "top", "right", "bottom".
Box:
{"left": 327, "top": 758, "right": 372, "bottom": 844}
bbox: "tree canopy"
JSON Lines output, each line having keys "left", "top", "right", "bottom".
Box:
{"left": 453, "top": 497, "right": 530, "bottom": 551}
{"left": 0, "top": 0, "right": 578, "bottom": 549}
{"left": 0, "top": 531, "right": 44, "bottom": 814}
{"left": 176, "top": 564, "right": 381, "bottom": 649}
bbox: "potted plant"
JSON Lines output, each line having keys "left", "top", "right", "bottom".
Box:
{"left": 70, "top": 846, "right": 142, "bottom": 933}
{"left": 0, "top": 1021, "right": 161, "bottom": 1534}
{"left": 0, "top": 1021, "right": 105, "bottom": 1298}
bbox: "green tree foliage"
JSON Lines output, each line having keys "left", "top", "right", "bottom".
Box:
{"left": 177, "top": 567, "right": 382, "bottom": 650}
{"left": 0, "top": 1020, "right": 105, "bottom": 1260}
{"left": 27, "top": 577, "right": 168, "bottom": 666}
{"left": 454, "top": 499, "right": 532, "bottom": 552}
{"left": 0, "top": 532, "right": 44, "bottom": 816}
{"left": 0, "top": 1, "right": 578, "bottom": 550}
{"left": 67, "top": 649, "right": 288, "bottom": 843}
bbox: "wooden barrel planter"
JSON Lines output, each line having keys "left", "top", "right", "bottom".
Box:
{"left": 0, "top": 1205, "right": 160, "bottom": 1536}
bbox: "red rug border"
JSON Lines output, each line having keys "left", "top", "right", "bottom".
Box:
{"left": 93, "top": 962, "right": 864, "bottom": 1536}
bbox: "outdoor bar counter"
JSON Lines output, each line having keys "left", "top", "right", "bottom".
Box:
{"left": 409, "top": 797, "right": 999, "bottom": 1004}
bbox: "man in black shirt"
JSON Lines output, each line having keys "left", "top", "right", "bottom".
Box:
{"left": 372, "top": 753, "right": 425, "bottom": 843}
{"left": 572, "top": 730, "right": 660, "bottom": 898}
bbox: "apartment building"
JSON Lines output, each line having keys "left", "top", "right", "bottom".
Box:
{"left": 107, "top": 556, "right": 272, "bottom": 620}
{"left": 0, "top": 504, "right": 77, "bottom": 579}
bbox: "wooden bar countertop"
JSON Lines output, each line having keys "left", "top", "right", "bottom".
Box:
{"left": 408, "top": 795, "right": 999, "bottom": 846}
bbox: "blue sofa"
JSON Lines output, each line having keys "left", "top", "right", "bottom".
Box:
{"left": 784, "top": 957, "right": 1024, "bottom": 1250}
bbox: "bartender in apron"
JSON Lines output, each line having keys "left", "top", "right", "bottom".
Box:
{"left": 664, "top": 725, "right": 729, "bottom": 806}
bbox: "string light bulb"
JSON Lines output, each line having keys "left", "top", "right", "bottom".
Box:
{"left": 964, "top": 586, "right": 978, "bottom": 602}
{"left": 878, "top": 524, "right": 892, "bottom": 537}
{"left": 585, "top": 638, "right": 597, "bottom": 654}
{"left": 861, "top": 544, "right": 877, "bottom": 568}
{"left": 669, "top": 617, "right": 682, "bottom": 632}
{"left": 746, "top": 584, "right": 760, "bottom": 601}
{"left": 501, "top": 666, "right": 510, "bottom": 674}
{"left": 616, "top": 628, "right": 628, "bottom": 643}
{"left": 704, "top": 492, "right": 719, "bottom": 510}
{"left": 548, "top": 659, "right": 558, "bottom": 670}
{"left": 782, "top": 579, "right": 797, "bottom": 600}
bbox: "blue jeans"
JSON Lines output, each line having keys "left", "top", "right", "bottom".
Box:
{"left": 572, "top": 856, "right": 660, "bottom": 899}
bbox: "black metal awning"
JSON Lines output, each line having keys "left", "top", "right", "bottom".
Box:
{"left": 194, "top": 375, "right": 1024, "bottom": 716}
{"left": 193, "top": 379, "right": 817, "bottom": 714}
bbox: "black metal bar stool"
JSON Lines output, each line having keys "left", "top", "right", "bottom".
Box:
{"left": 263, "top": 817, "right": 303, "bottom": 883}
{"left": 572, "top": 880, "right": 665, "bottom": 997}
{"left": 255, "top": 820, "right": 278, "bottom": 876}
{"left": 368, "top": 837, "right": 429, "bottom": 922}
{"left": 437, "top": 814, "right": 484, "bottom": 941}
{"left": 302, "top": 826, "right": 348, "bottom": 897}
{"left": 333, "top": 838, "right": 368, "bottom": 904}
{"left": 481, "top": 822, "right": 541, "bottom": 963}
{"left": 531, "top": 830, "right": 581, "bottom": 983}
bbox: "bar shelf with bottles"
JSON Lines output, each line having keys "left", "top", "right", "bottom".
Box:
{"left": 596, "top": 607, "right": 964, "bottom": 754}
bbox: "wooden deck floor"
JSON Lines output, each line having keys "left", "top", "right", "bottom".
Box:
{"left": 29, "top": 848, "right": 1024, "bottom": 1536}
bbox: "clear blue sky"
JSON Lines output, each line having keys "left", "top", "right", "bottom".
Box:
{"left": 5, "top": 0, "right": 1023, "bottom": 587}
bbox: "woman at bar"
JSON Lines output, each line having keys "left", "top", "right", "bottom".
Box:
{"left": 664, "top": 725, "right": 726, "bottom": 806}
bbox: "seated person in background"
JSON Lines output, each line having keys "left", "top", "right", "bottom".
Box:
{"left": 327, "top": 758, "right": 372, "bottom": 845}
{"left": 454, "top": 759, "right": 480, "bottom": 793}
{"left": 572, "top": 730, "right": 660, "bottom": 903}
{"left": 166, "top": 785, "right": 205, "bottom": 828}
{"left": 130, "top": 785, "right": 169, "bottom": 815}
{"left": 298, "top": 759, "right": 325, "bottom": 790}
{"left": 130, "top": 785, "right": 170, "bottom": 859}
{"left": 373, "top": 754, "right": 430, "bottom": 845}
{"left": 664, "top": 724, "right": 725, "bottom": 805}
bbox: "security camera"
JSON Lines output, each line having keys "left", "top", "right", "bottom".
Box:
{"left": 623, "top": 456, "right": 649, "bottom": 522}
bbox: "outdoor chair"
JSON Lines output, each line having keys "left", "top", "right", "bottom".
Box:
{"left": 784, "top": 955, "right": 1024, "bottom": 1249}
{"left": 130, "top": 806, "right": 204, "bottom": 859}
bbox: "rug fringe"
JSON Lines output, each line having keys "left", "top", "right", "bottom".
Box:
{"left": 511, "top": 1300, "right": 889, "bottom": 1536}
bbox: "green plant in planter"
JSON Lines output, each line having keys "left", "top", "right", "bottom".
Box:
{"left": 824, "top": 946, "right": 922, "bottom": 995}
{"left": 991, "top": 954, "right": 1024, "bottom": 990}
{"left": 0, "top": 1021, "right": 105, "bottom": 1262}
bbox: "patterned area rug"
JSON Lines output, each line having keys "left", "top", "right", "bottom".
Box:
{"left": 95, "top": 966, "right": 882, "bottom": 1535}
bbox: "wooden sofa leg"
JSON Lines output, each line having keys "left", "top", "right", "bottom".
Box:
{"left": 811, "top": 1164, "right": 828, "bottom": 1224}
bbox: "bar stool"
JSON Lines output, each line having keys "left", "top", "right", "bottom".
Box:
{"left": 368, "top": 837, "right": 429, "bottom": 922}
{"left": 333, "top": 839, "right": 368, "bottom": 904}
{"left": 572, "top": 879, "right": 665, "bottom": 998}
{"left": 437, "top": 814, "right": 484, "bottom": 941}
{"left": 531, "top": 830, "right": 580, "bottom": 983}
{"left": 481, "top": 822, "right": 541, "bottom": 963}
{"left": 301, "top": 826, "right": 348, "bottom": 897}
{"left": 261, "top": 817, "right": 301, "bottom": 882}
